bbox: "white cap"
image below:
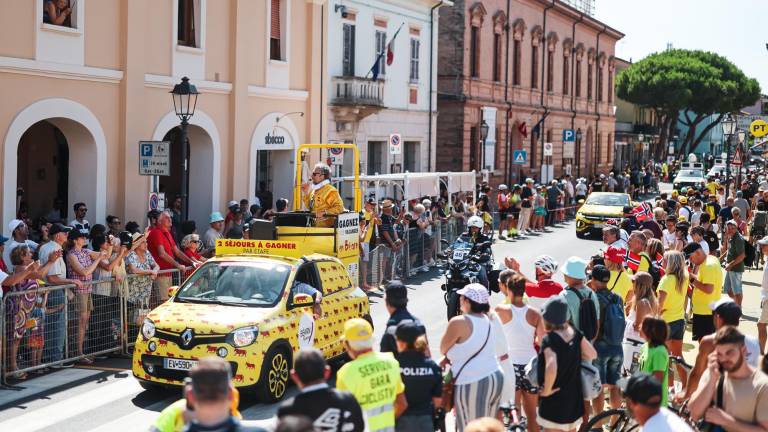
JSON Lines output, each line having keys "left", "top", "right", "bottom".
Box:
{"left": 227, "top": 200, "right": 239, "bottom": 208}
{"left": 498, "top": 184, "right": 508, "bottom": 190}
{"left": 422, "top": 198, "right": 432, "bottom": 207}
{"left": 456, "top": 283, "right": 490, "bottom": 304}
{"left": 8, "top": 219, "right": 23, "bottom": 234}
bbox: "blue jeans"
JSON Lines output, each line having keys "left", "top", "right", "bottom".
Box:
{"left": 43, "top": 309, "right": 66, "bottom": 363}
{"left": 724, "top": 271, "right": 743, "bottom": 295}
{"left": 594, "top": 342, "right": 623, "bottom": 386}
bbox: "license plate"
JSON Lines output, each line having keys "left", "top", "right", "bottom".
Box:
{"left": 164, "top": 358, "right": 197, "bottom": 371}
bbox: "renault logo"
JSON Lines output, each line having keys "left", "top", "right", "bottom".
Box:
{"left": 181, "top": 329, "right": 194, "bottom": 347}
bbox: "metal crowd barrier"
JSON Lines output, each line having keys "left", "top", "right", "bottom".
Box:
{"left": 1, "top": 267, "right": 191, "bottom": 384}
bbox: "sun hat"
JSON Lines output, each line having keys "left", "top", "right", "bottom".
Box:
{"left": 8, "top": 219, "right": 23, "bottom": 234}
{"left": 561, "top": 256, "right": 588, "bottom": 279}
{"left": 456, "top": 283, "right": 490, "bottom": 304}
{"left": 209, "top": 212, "right": 225, "bottom": 224}
{"left": 342, "top": 318, "right": 373, "bottom": 342}
{"left": 381, "top": 199, "right": 394, "bottom": 209}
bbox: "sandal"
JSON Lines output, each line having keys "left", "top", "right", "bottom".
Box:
{"left": 11, "top": 370, "right": 27, "bottom": 380}
{"left": 79, "top": 356, "right": 94, "bottom": 365}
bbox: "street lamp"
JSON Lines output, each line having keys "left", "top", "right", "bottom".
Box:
{"left": 721, "top": 113, "right": 736, "bottom": 200}
{"left": 480, "top": 119, "right": 489, "bottom": 171}
{"left": 170, "top": 76, "right": 199, "bottom": 223}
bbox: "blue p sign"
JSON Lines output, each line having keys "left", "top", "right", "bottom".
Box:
{"left": 563, "top": 129, "right": 575, "bottom": 142}
{"left": 141, "top": 143, "right": 153, "bottom": 157}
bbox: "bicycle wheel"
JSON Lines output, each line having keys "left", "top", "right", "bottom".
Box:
{"left": 583, "top": 408, "right": 638, "bottom": 432}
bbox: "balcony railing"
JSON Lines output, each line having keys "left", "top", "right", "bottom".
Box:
{"left": 330, "top": 76, "right": 385, "bottom": 107}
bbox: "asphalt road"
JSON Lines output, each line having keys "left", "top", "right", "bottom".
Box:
{"left": 0, "top": 220, "right": 605, "bottom": 432}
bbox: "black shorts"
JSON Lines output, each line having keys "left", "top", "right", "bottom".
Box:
{"left": 667, "top": 319, "right": 686, "bottom": 341}
{"left": 499, "top": 208, "right": 509, "bottom": 219}
{"left": 692, "top": 314, "right": 716, "bottom": 341}
{"left": 511, "top": 208, "right": 520, "bottom": 218}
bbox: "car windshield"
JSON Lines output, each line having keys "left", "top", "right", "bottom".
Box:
{"left": 176, "top": 261, "right": 291, "bottom": 307}
{"left": 678, "top": 170, "right": 703, "bottom": 177}
{"left": 584, "top": 194, "right": 630, "bottom": 207}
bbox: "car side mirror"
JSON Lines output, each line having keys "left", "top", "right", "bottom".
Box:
{"left": 290, "top": 293, "right": 315, "bottom": 308}
{"left": 167, "top": 285, "right": 179, "bottom": 298}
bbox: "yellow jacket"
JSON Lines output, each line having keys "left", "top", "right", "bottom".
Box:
{"left": 303, "top": 183, "right": 345, "bottom": 217}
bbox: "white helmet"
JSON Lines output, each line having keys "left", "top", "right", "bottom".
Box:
{"left": 468, "top": 216, "right": 484, "bottom": 229}
{"left": 534, "top": 255, "right": 559, "bottom": 275}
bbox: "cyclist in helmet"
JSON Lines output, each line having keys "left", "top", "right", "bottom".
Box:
{"left": 458, "top": 215, "right": 493, "bottom": 286}
{"left": 503, "top": 254, "right": 563, "bottom": 309}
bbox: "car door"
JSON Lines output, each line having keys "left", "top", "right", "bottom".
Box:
{"left": 290, "top": 262, "right": 334, "bottom": 356}
{"left": 315, "top": 260, "right": 357, "bottom": 359}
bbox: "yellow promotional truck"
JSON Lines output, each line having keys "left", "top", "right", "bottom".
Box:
{"left": 133, "top": 144, "right": 368, "bottom": 402}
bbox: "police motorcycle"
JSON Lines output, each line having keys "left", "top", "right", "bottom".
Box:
{"left": 438, "top": 216, "right": 500, "bottom": 319}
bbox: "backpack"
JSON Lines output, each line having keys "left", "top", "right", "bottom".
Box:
{"left": 639, "top": 253, "right": 662, "bottom": 288}
{"left": 703, "top": 229, "right": 719, "bottom": 253}
{"left": 569, "top": 288, "right": 598, "bottom": 341}
{"left": 744, "top": 240, "right": 755, "bottom": 268}
{"left": 597, "top": 289, "right": 626, "bottom": 346}
{"left": 681, "top": 206, "right": 693, "bottom": 222}
{"left": 754, "top": 211, "right": 768, "bottom": 230}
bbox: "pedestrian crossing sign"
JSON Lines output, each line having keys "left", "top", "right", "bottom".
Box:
{"left": 513, "top": 150, "right": 527, "bottom": 165}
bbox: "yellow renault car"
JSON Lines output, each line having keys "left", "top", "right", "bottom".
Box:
{"left": 132, "top": 239, "right": 370, "bottom": 402}
{"left": 575, "top": 192, "right": 631, "bottom": 238}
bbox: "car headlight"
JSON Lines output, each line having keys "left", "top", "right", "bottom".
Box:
{"left": 141, "top": 318, "right": 155, "bottom": 340}
{"left": 229, "top": 326, "right": 258, "bottom": 348}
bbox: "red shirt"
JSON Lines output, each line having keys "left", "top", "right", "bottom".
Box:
{"left": 525, "top": 279, "right": 563, "bottom": 299}
{"left": 147, "top": 227, "right": 178, "bottom": 270}
{"left": 184, "top": 247, "right": 202, "bottom": 261}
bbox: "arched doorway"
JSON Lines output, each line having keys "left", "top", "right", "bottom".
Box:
{"left": 152, "top": 111, "right": 220, "bottom": 231}
{"left": 3, "top": 99, "right": 107, "bottom": 228}
{"left": 250, "top": 113, "right": 301, "bottom": 210}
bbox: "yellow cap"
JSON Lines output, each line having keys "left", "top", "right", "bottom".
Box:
{"left": 342, "top": 318, "right": 373, "bottom": 342}
{"left": 679, "top": 196, "right": 688, "bottom": 204}
{"left": 671, "top": 190, "right": 678, "bottom": 196}
{"left": 678, "top": 215, "right": 687, "bottom": 221}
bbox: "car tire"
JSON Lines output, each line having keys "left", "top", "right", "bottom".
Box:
{"left": 257, "top": 345, "right": 291, "bottom": 403}
{"left": 576, "top": 230, "right": 587, "bottom": 239}
{"left": 138, "top": 380, "right": 165, "bottom": 392}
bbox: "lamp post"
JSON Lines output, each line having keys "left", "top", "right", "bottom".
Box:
{"left": 480, "top": 119, "right": 489, "bottom": 172}
{"left": 576, "top": 128, "right": 583, "bottom": 177}
{"left": 737, "top": 129, "right": 746, "bottom": 188}
{"left": 721, "top": 113, "right": 736, "bottom": 200}
{"left": 170, "top": 76, "right": 199, "bottom": 223}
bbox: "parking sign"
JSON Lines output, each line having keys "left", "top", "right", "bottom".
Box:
{"left": 563, "top": 129, "right": 575, "bottom": 142}
{"left": 138, "top": 141, "right": 171, "bottom": 176}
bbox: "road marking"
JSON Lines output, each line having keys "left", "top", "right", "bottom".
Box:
{"left": 0, "top": 377, "right": 141, "bottom": 431}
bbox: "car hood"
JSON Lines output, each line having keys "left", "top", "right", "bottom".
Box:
{"left": 147, "top": 301, "right": 279, "bottom": 334}
{"left": 578, "top": 204, "right": 625, "bottom": 217}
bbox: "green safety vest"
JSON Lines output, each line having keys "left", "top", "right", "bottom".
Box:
{"left": 336, "top": 351, "right": 404, "bottom": 432}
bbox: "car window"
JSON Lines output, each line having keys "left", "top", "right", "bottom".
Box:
{"left": 176, "top": 261, "right": 291, "bottom": 307}
{"left": 678, "top": 170, "right": 703, "bottom": 177}
{"left": 293, "top": 263, "right": 322, "bottom": 295}
{"left": 584, "top": 194, "right": 630, "bottom": 207}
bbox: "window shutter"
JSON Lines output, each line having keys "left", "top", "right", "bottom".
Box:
{"left": 271, "top": 0, "right": 281, "bottom": 39}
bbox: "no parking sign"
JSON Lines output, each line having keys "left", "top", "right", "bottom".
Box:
{"left": 328, "top": 147, "right": 344, "bottom": 165}
{"left": 389, "top": 133, "right": 402, "bottom": 155}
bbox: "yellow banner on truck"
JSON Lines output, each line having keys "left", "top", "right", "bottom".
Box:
{"left": 215, "top": 239, "right": 302, "bottom": 257}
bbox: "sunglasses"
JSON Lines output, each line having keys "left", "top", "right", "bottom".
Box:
{"left": 312, "top": 172, "right": 323, "bottom": 176}
{"left": 110, "top": 220, "right": 121, "bottom": 225}
{"left": 77, "top": 208, "right": 88, "bottom": 212}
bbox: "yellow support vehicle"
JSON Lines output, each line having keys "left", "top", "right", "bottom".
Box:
{"left": 132, "top": 144, "right": 369, "bottom": 402}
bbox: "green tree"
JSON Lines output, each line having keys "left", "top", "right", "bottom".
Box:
{"left": 615, "top": 49, "right": 760, "bottom": 159}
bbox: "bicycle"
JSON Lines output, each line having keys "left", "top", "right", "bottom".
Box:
{"left": 499, "top": 404, "right": 527, "bottom": 432}
{"left": 582, "top": 356, "right": 696, "bottom": 432}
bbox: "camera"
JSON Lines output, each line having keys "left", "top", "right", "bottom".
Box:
{"left": 119, "top": 231, "right": 133, "bottom": 248}
{"left": 335, "top": 4, "right": 348, "bottom": 18}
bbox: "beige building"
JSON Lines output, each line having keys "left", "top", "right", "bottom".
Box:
{"left": 0, "top": 0, "right": 327, "bottom": 231}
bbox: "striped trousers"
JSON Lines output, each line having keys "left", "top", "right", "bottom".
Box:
{"left": 454, "top": 368, "right": 504, "bottom": 432}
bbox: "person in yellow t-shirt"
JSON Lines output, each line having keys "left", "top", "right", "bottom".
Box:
{"left": 301, "top": 162, "right": 345, "bottom": 227}
{"left": 706, "top": 178, "right": 718, "bottom": 196}
{"left": 657, "top": 250, "right": 689, "bottom": 388}
{"left": 360, "top": 198, "right": 380, "bottom": 290}
{"left": 684, "top": 242, "right": 724, "bottom": 341}
{"left": 603, "top": 246, "right": 633, "bottom": 303}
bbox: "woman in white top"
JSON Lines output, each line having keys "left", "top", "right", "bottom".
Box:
{"left": 622, "top": 271, "right": 658, "bottom": 374}
{"left": 495, "top": 270, "right": 544, "bottom": 432}
{"left": 440, "top": 283, "right": 504, "bottom": 432}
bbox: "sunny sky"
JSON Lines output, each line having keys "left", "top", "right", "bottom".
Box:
{"left": 595, "top": 0, "right": 768, "bottom": 94}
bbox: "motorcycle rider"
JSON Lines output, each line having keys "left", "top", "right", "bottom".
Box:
{"left": 458, "top": 215, "right": 492, "bottom": 287}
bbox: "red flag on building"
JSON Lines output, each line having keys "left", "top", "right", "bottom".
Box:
{"left": 518, "top": 122, "right": 528, "bottom": 138}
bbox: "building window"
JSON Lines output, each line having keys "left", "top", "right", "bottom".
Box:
{"left": 598, "top": 65, "right": 604, "bottom": 102}
{"left": 587, "top": 63, "right": 593, "bottom": 100}
{"left": 531, "top": 46, "right": 538, "bottom": 89}
{"left": 470, "top": 127, "right": 479, "bottom": 171}
{"left": 607, "top": 71, "right": 613, "bottom": 103}
{"left": 404, "top": 142, "right": 420, "bottom": 172}
{"left": 178, "top": 0, "right": 199, "bottom": 47}
{"left": 375, "top": 30, "right": 386, "bottom": 76}
{"left": 410, "top": 38, "right": 420, "bottom": 82}
{"left": 493, "top": 33, "right": 502, "bottom": 82}
{"left": 470, "top": 26, "right": 480, "bottom": 78}
{"left": 575, "top": 59, "right": 582, "bottom": 97}
{"left": 546, "top": 50, "right": 554, "bottom": 92}
{"left": 409, "top": 88, "right": 418, "bottom": 104}
{"left": 367, "top": 141, "right": 385, "bottom": 174}
{"left": 562, "top": 55, "right": 569, "bottom": 95}
{"left": 513, "top": 40, "right": 521, "bottom": 85}
{"left": 342, "top": 23, "right": 355, "bottom": 77}
{"left": 43, "top": 0, "right": 76, "bottom": 28}
{"left": 269, "top": 0, "right": 286, "bottom": 61}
